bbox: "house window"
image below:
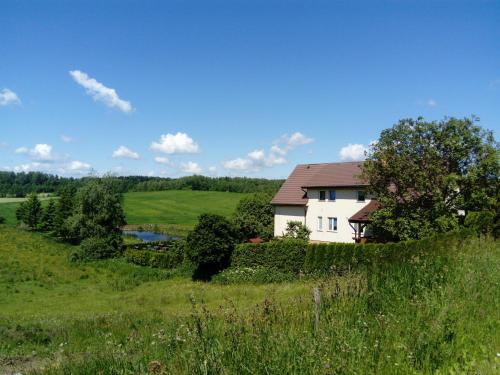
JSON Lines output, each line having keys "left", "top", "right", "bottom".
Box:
{"left": 317, "top": 216, "right": 323, "bottom": 231}
{"left": 328, "top": 217, "right": 338, "bottom": 231}
{"left": 357, "top": 190, "right": 366, "bottom": 202}
{"left": 329, "top": 190, "right": 336, "bottom": 201}
{"left": 319, "top": 190, "right": 326, "bottom": 201}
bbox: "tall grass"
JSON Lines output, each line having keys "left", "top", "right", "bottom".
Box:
{"left": 3, "top": 236, "right": 494, "bottom": 374}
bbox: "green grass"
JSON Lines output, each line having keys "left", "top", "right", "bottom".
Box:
{"left": 0, "top": 190, "right": 248, "bottom": 235}
{"left": 123, "top": 190, "right": 248, "bottom": 236}
{"left": 0, "top": 225, "right": 499, "bottom": 374}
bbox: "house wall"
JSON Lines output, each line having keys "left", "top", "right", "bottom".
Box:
{"left": 273, "top": 205, "right": 306, "bottom": 237}
{"left": 305, "top": 188, "right": 372, "bottom": 243}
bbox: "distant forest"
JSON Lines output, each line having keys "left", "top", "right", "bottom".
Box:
{"left": 0, "top": 171, "right": 284, "bottom": 197}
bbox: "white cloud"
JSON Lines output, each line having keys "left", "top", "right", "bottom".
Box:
{"left": 61, "top": 135, "right": 74, "bottom": 143}
{"left": 150, "top": 132, "right": 200, "bottom": 154}
{"left": 154, "top": 156, "right": 170, "bottom": 164}
{"left": 66, "top": 160, "right": 91, "bottom": 172}
{"left": 208, "top": 166, "right": 217, "bottom": 175}
{"left": 16, "top": 144, "right": 55, "bottom": 161}
{"left": 339, "top": 144, "right": 367, "bottom": 161}
{"left": 223, "top": 131, "right": 313, "bottom": 173}
{"left": 286, "top": 132, "right": 314, "bottom": 146}
{"left": 69, "top": 70, "right": 133, "bottom": 113}
{"left": 426, "top": 99, "right": 437, "bottom": 107}
{"left": 0, "top": 88, "right": 20, "bottom": 106}
{"left": 112, "top": 145, "right": 139, "bottom": 159}
{"left": 181, "top": 161, "right": 202, "bottom": 174}
{"left": 223, "top": 157, "right": 254, "bottom": 171}
{"left": 13, "top": 162, "right": 51, "bottom": 173}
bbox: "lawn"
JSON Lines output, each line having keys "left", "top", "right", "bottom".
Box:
{"left": 0, "top": 225, "right": 499, "bottom": 374}
{"left": 123, "top": 190, "right": 249, "bottom": 236}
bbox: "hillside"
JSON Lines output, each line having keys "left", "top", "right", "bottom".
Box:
{"left": 1, "top": 225, "right": 499, "bottom": 374}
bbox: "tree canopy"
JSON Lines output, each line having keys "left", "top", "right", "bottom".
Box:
{"left": 362, "top": 116, "right": 499, "bottom": 241}
{"left": 232, "top": 192, "right": 274, "bottom": 241}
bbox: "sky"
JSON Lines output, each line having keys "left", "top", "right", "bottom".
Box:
{"left": 1, "top": 0, "right": 499, "bottom": 179}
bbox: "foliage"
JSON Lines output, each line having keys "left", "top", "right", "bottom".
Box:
{"left": 362, "top": 116, "right": 499, "bottom": 241}
{"left": 212, "top": 266, "right": 296, "bottom": 284}
{"left": 186, "top": 214, "right": 238, "bottom": 280}
{"left": 0, "top": 215, "right": 4, "bottom": 224}
{"left": 283, "top": 220, "right": 311, "bottom": 241}
{"left": 232, "top": 192, "right": 274, "bottom": 241}
{"left": 15, "top": 193, "right": 42, "bottom": 230}
{"left": 39, "top": 199, "right": 57, "bottom": 232}
{"left": 72, "top": 234, "right": 124, "bottom": 261}
{"left": 231, "top": 238, "right": 308, "bottom": 273}
{"left": 53, "top": 186, "right": 77, "bottom": 239}
{"left": 124, "top": 240, "right": 186, "bottom": 269}
{"left": 69, "top": 177, "right": 126, "bottom": 242}
{"left": 464, "top": 210, "right": 498, "bottom": 238}
{"left": 0, "top": 171, "right": 283, "bottom": 197}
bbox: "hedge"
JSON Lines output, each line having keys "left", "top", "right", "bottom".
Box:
{"left": 231, "top": 238, "right": 308, "bottom": 273}
{"left": 124, "top": 240, "right": 186, "bottom": 269}
{"left": 231, "top": 229, "right": 476, "bottom": 275}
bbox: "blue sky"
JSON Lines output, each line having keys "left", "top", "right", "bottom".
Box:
{"left": 1, "top": 0, "right": 499, "bottom": 179}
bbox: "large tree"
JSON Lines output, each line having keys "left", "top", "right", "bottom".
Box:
{"left": 362, "top": 116, "right": 499, "bottom": 241}
{"left": 232, "top": 192, "right": 274, "bottom": 241}
{"left": 16, "top": 193, "right": 42, "bottom": 230}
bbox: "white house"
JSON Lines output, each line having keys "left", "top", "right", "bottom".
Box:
{"left": 271, "top": 161, "right": 379, "bottom": 243}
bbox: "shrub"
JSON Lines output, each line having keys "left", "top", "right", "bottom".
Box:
{"left": 212, "top": 266, "right": 296, "bottom": 284}
{"left": 231, "top": 238, "right": 308, "bottom": 274}
{"left": 0, "top": 215, "right": 5, "bottom": 224}
{"left": 232, "top": 192, "right": 274, "bottom": 241}
{"left": 187, "top": 214, "right": 238, "bottom": 280}
{"left": 283, "top": 221, "right": 311, "bottom": 241}
{"left": 71, "top": 234, "right": 123, "bottom": 261}
{"left": 124, "top": 241, "right": 185, "bottom": 269}
{"left": 464, "top": 210, "right": 498, "bottom": 237}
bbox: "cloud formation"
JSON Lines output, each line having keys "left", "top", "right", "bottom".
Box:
{"left": 66, "top": 160, "right": 91, "bottom": 172}
{"left": 61, "top": 135, "right": 74, "bottom": 143}
{"left": 223, "top": 132, "right": 312, "bottom": 172}
{"left": 69, "top": 70, "right": 133, "bottom": 113}
{"left": 0, "top": 88, "right": 20, "bottom": 106}
{"left": 154, "top": 156, "right": 170, "bottom": 164}
{"left": 181, "top": 161, "right": 202, "bottom": 174}
{"left": 112, "top": 145, "right": 139, "bottom": 159}
{"left": 339, "top": 143, "right": 367, "bottom": 161}
{"left": 15, "top": 144, "right": 55, "bottom": 161}
{"left": 150, "top": 132, "right": 200, "bottom": 154}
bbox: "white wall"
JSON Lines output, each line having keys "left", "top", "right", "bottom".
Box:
{"left": 273, "top": 205, "right": 306, "bottom": 237}
{"left": 305, "top": 189, "right": 372, "bottom": 243}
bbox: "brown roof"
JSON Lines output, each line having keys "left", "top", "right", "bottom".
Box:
{"left": 271, "top": 161, "right": 366, "bottom": 206}
{"left": 348, "top": 200, "right": 381, "bottom": 222}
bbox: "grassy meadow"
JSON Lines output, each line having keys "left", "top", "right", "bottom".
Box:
{"left": 0, "top": 190, "right": 248, "bottom": 235}
{"left": 0, "top": 225, "right": 499, "bottom": 374}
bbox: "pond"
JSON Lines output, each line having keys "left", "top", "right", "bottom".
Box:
{"left": 123, "top": 230, "right": 176, "bottom": 242}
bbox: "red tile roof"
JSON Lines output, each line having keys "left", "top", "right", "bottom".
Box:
{"left": 348, "top": 200, "right": 381, "bottom": 222}
{"left": 271, "top": 161, "right": 367, "bottom": 205}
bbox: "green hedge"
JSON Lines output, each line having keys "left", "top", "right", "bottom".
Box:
{"left": 231, "top": 229, "right": 476, "bottom": 275}
{"left": 231, "top": 238, "right": 308, "bottom": 273}
{"left": 124, "top": 240, "right": 186, "bottom": 269}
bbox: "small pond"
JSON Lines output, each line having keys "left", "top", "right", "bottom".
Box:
{"left": 123, "top": 230, "right": 177, "bottom": 242}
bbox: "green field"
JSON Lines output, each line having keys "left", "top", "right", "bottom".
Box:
{"left": 0, "top": 225, "right": 498, "bottom": 374}
{"left": 0, "top": 190, "right": 248, "bottom": 235}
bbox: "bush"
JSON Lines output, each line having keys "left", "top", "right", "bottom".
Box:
{"left": 212, "top": 266, "right": 296, "bottom": 284}
{"left": 71, "top": 235, "right": 123, "bottom": 261}
{"left": 124, "top": 240, "right": 185, "bottom": 269}
{"left": 231, "top": 238, "right": 308, "bottom": 274}
{"left": 283, "top": 221, "right": 311, "bottom": 241}
{"left": 0, "top": 215, "right": 5, "bottom": 224}
{"left": 465, "top": 210, "right": 498, "bottom": 237}
{"left": 187, "top": 214, "right": 238, "bottom": 280}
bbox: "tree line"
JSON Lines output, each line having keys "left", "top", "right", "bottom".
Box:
{"left": 0, "top": 172, "right": 283, "bottom": 197}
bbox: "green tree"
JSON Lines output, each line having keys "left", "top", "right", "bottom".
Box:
{"left": 54, "top": 186, "right": 76, "bottom": 238}
{"left": 40, "top": 199, "right": 57, "bottom": 232}
{"left": 16, "top": 193, "right": 43, "bottom": 230}
{"left": 187, "top": 214, "right": 238, "bottom": 280}
{"left": 283, "top": 221, "right": 311, "bottom": 241}
{"left": 233, "top": 192, "right": 274, "bottom": 241}
{"left": 0, "top": 215, "right": 5, "bottom": 224}
{"left": 362, "top": 116, "right": 499, "bottom": 241}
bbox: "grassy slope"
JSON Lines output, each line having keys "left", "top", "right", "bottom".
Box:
{"left": 1, "top": 226, "right": 498, "bottom": 374}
